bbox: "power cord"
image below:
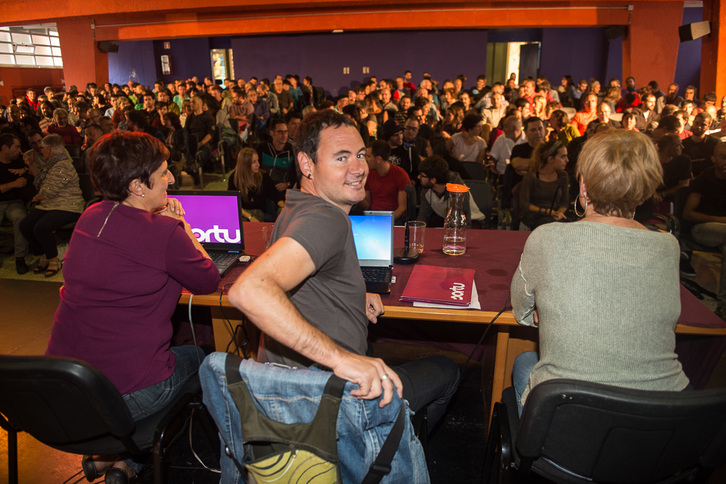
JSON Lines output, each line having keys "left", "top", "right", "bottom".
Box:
{"left": 459, "top": 296, "right": 512, "bottom": 378}
{"left": 218, "top": 282, "right": 249, "bottom": 358}
{"left": 187, "top": 294, "right": 202, "bottom": 367}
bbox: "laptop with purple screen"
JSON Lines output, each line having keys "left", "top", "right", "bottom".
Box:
{"left": 167, "top": 190, "right": 245, "bottom": 275}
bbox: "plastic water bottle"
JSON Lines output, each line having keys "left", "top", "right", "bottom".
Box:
{"left": 442, "top": 183, "right": 469, "bottom": 256}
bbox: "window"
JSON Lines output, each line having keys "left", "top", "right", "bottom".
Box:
{"left": 0, "top": 24, "right": 62, "bottom": 68}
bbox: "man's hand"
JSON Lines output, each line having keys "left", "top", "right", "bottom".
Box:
{"left": 551, "top": 210, "right": 567, "bottom": 221}
{"left": 9, "top": 167, "right": 27, "bottom": 176}
{"left": 365, "top": 292, "right": 384, "bottom": 324}
{"left": 13, "top": 177, "right": 28, "bottom": 189}
{"left": 331, "top": 352, "right": 403, "bottom": 407}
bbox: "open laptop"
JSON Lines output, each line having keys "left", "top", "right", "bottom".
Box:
{"left": 167, "top": 190, "right": 245, "bottom": 276}
{"left": 349, "top": 211, "right": 394, "bottom": 294}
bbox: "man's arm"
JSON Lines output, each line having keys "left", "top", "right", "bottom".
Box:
{"left": 683, "top": 192, "right": 726, "bottom": 224}
{"left": 228, "top": 237, "right": 402, "bottom": 406}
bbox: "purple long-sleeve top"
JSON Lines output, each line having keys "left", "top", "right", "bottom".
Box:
{"left": 46, "top": 201, "right": 220, "bottom": 394}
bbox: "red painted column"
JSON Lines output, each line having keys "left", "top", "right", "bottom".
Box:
{"left": 622, "top": 2, "right": 684, "bottom": 90}
{"left": 701, "top": 0, "right": 726, "bottom": 100}
{"left": 56, "top": 17, "right": 109, "bottom": 90}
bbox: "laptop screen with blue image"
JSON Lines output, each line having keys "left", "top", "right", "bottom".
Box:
{"left": 349, "top": 211, "right": 393, "bottom": 267}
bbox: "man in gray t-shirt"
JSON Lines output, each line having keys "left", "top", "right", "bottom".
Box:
{"left": 229, "top": 110, "right": 459, "bottom": 428}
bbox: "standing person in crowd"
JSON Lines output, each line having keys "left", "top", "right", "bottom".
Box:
{"left": 19, "top": 134, "right": 84, "bottom": 277}
{"left": 511, "top": 129, "right": 688, "bottom": 414}
{"left": 0, "top": 133, "right": 33, "bottom": 274}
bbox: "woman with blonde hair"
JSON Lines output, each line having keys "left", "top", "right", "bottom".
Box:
{"left": 227, "top": 147, "right": 284, "bottom": 222}
{"left": 511, "top": 129, "right": 689, "bottom": 413}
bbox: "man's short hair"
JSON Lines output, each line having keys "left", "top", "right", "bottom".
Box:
{"left": 88, "top": 131, "right": 169, "bottom": 202}
{"left": 286, "top": 110, "right": 303, "bottom": 123}
{"left": 295, "top": 110, "right": 355, "bottom": 167}
{"left": 703, "top": 92, "right": 717, "bottom": 104}
{"left": 549, "top": 109, "right": 569, "bottom": 125}
{"left": 368, "top": 139, "right": 390, "bottom": 161}
{"left": 523, "top": 116, "right": 543, "bottom": 130}
{"left": 26, "top": 129, "right": 43, "bottom": 140}
{"left": 269, "top": 117, "right": 287, "bottom": 132}
{"left": 477, "top": 75, "right": 487, "bottom": 82}
{"left": 695, "top": 111, "right": 712, "bottom": 124}
{"left": 418, "top": 155, "right": 449, "bottom": 184}
{"left": 0, "top": 133, "right": 19, "bottom": 149}
{"left": 462, "top": 113, "right": 482, "bottom": 131}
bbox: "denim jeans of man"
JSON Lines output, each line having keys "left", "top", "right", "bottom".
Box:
{"left": 121, "top": 345, "right": 205, "bottom": 473}
{"left": 200, "top": 352, "right": 431, "bottom": 484}
{"left": 512, "top": 351, "right": 539, "bottom": 415}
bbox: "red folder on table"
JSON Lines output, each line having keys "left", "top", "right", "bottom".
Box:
{"left": 400, "top": 265, "right": 476, "bottom": 307}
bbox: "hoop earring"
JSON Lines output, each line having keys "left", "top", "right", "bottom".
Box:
{"left": 574, "top": 195, "right": 587, "bottom": 218}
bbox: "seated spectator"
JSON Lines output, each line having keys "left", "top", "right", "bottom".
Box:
{"left": 447, "top": 113, "right": 487, "bottom": 163}
{"left": 228, "top": 147, "right": 284, "bottom": 222}
{"left": 358, "top": 140, "right": 409, "bottom": 223}
{"left": 38, "top": 101, "right": 55, "bottom": 134}
{"left": 255, "top": 118, "right": 295, "bottom": 192}
{"left": 570, "top": 93, "right": 599, "bottom": 136}
{"left": 417, "top": 155, "right": 482, "bottom": 228}
{"left": 46, "top": 108, "right": 82, "bottom": 146}
{"left": 683, "top": 141, "right": 726, "bottom": 320}
{"left": 655, "top": 133, "right": 692, "bottom": 204}
{"left": 622, "top": 111, "right": 639, "bottom": 131}
{"left": 547, "top": 109, "right": 579, "bottom": 146}
{"left": 441, "top": 105, "right": 464, "bottom": 139}
{"left": 19, "top": 134, "right": 84, "bottom": 277}
{"left": 511, "top": 129, "right": 688, "bottom": 414}
{"left": 683, "top": 112, "right": 717, "bottom": 176}
{"left": 427, "top": 134, "right": 467, "bottom": 179}
{"left": 518, "top": 139, "right": 569, "bottom": 229}
{"left": 45, "top": 131, "right": 219, "bottom": 483}
{"left": 490, "top": 115, "right": 527, "bottom": 176}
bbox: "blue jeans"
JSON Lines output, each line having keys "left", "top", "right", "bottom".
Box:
{"left": 512, "top": 351, "right": 539, "bottom": 415}
{"left": 200, "top": 352, "right": 431, "bottom": 484}
{"left": 121, "top": 345, "right": 205, "bottom": 473}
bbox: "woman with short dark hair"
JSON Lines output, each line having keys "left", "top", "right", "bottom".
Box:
{"left": 45, "top": 131, "right": 220, "bottom": 483}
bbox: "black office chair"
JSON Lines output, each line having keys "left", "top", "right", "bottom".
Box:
{"left": 483, "top": 379, "right": 726, "bottom": 484}
{"left": 0, "top": 354, "right": 218, "bottom": 484}
{"left": 464, "top": 179, "right": 493, "bottom": 228}
{"left": 462, "top": 161, "right": 488, "bottom": 181}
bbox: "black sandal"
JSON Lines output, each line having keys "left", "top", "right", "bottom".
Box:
{"left": 44, "top": 260, "right": 62, "bottom": 278}
{"left": 33, "top": 262, "right": 49, "bottom": 274}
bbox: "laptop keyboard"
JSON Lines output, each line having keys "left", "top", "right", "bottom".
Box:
{"left": 361, "top": 266, "right": 392, "bottom": 284}
{"left": 210, "top": 252, "right": 239, "bottom": 273}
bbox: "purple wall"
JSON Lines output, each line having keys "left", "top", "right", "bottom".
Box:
{"left": 230, "top": 30, "right": 488, "bottom": 97}
{"left": 539, "top": 28, "right": 609, "bottom": 85}
{"left": 153, "top": 38, "right": 213, "bottom": 85}
{"left": 604, "top": 36, "right": 623, "bottom": 85}
{"left": 674, "top": 6, "right": 703, "bottom": 94}
{"left": 108, "top": 40, "right": 158, "bottom": 86}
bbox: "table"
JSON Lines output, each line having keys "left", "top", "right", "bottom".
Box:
{"left": 181, "top": 222, "right": 726, "bottom": 420}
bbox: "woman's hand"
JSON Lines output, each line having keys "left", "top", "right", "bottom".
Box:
{"left": 551, "top": 210, "right": 567, "bottom": 221}
{"left": 157, "top": 198, "right": 185, "bottom": 220}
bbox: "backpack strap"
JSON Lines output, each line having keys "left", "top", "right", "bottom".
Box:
{"left": 361, "top": 402, "right": 407, "bottom": 484}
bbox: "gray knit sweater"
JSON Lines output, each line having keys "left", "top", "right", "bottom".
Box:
{"left": 511, "top": 221, "right": 689, "bottom": 404}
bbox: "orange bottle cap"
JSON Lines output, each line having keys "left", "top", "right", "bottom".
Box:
{"left": 446, "top": 183, "right": 470, "bottom": 193}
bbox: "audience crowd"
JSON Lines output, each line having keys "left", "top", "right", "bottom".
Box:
{"left": 1, "top": 70, "right": 725, "bottom": 319}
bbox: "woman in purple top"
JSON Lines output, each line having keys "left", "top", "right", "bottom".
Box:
{"left": 45, "top": 131, "right": 220, "bottom": 484}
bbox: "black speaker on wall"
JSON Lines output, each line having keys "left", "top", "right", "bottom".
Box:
{"left": 679, "top": 21, "right": 711, "bottom": 42}
{"left": 605, "top": 26, "right": 627, "bottom": 41}
{"left": 98, "top": 41, "right": 119, "bottom": 53}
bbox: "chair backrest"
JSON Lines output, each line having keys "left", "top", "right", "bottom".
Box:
{"left": 464, "top": 179, "right": 493, "bottom": 222}
{"left": 461, "top": 161, "right": 488, "bottom": 181}
{"left": 516, "top": 379, "right": 726, "bottom": 483}
{"left": 0, "top": 355, "right": 136, "bottom": 449}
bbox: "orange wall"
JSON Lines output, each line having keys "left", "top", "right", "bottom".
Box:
{"left": 0, "top": 67, "right": 64, "bottom": 105}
